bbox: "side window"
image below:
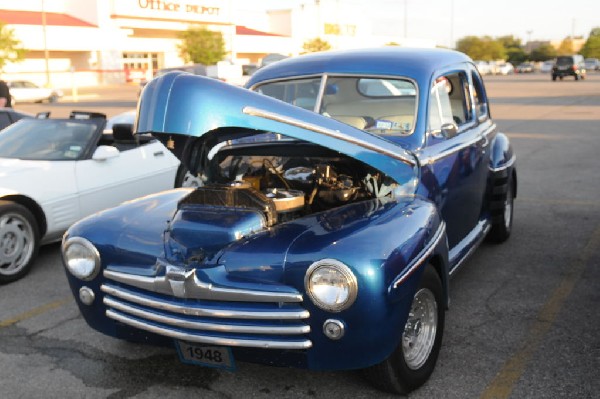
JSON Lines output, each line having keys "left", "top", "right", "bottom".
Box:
{"left": 429, "top": 77, "right": 454, "bottom": 133}
{"left": 429, "top": 72, "right": 470, "bottom": 135}
{"left": 472, "top": 72, "right": 489, "bottom": 121}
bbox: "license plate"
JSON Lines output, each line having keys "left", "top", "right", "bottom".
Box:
{"left": 175, "top": 341, "right": 236, "bottom": 371}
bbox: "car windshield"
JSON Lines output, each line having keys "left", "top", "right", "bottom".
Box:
{"left": 0, "top": 119, "right": 99, "bottom": 160}
{"left": 254, "top": 75, "right": 417, "bottom": 135}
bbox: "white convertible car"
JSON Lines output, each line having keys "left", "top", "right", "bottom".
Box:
{"left": 0, "top": 112, "right": 181, "bottom": 283}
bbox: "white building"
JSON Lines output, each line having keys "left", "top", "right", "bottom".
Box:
{"left": 0, "top": 0, "right": 433, "bottom": 87}
{"left": 0, "top": 0, "right": 291, "bottom": 87}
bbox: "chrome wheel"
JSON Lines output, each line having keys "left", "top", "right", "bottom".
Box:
{"left": 402, "top": 288, "right": 438, "bottom": 370}
{"left": 0, "top": 212, "right": 35, "bottom": 276}
{"left": 504, "top": 183, "right": 513, "bottom": 231}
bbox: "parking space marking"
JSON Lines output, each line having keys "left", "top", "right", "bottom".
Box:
{"left": 517, "top": 197, "right": 600, "bottom": 207}
{"left": 0, "top": 296, "right": 73, "bottom": 328}
{"left": 506, "top": 133, "right": 566, "bottom": 140}
{"left": 480, "top": 225, "right": 600, "bottom": 399}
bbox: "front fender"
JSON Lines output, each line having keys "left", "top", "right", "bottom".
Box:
{"left": 281, "top": 196, "right": 447, "bottom": 370}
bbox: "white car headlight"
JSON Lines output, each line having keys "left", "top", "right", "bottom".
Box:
{"left": 305, "top": 259, "right": 357, "bottom": 312}
{"left": 62, "top": 237, "right": 100, "bottom": 280}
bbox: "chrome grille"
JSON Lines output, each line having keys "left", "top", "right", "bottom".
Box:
{"left": 101, "top": 282, "right": 312, "bottom": 350}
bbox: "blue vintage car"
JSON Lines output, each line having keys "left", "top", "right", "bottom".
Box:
{"left": 62, "top": 48, "right": 516, "bottom": 394}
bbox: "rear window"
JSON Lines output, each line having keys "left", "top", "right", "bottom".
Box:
{"left": 556, "top": 56, "right": 573, "bottom": 66}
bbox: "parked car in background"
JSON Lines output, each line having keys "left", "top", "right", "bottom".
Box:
{"left": 0, "top": 111, "right": 181, "bottom": 283}
{"left": 0, "top": 108, "right": 32, "bottom": 130}
{"left": 516, "top": 62, "right": 535, "bottom": 73}
{"left": 259, "top": 53, "right": 288, "bottom": 68}
{"left": 8, "top": 80, "right": 63, "bottom": 104}
{"left": 474, "top": 60, "right": 488, "bottom": 75}
{"left": 584, "top": 58, "right": 599, "bottom": 71}
{"left": 552, "top": 55, "right": 586, "bottom": 81}
{"left": 496, "top": 62, "right": 514, "bottom": 75}
{"left": 540, "top": 60, "right": 555, "bottom": 73}
{"left": 62, "top": 48, "right": 516, "bottom": 395}
{"left": 105, "top": 110, "right": 203, "bottom": 188}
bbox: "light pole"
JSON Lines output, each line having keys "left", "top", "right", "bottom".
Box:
{"left": 42, "top": 0, "right": 50, "bottom": 87}
{"left": 450, "top": 0, "right": 454, "bottom": 49}
{"left": 404, "top": 0, "right": 408, "bottom": 39}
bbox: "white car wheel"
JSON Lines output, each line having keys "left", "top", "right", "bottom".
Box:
{"left": 0, "top": 201, "right": 39, "bottom": 283}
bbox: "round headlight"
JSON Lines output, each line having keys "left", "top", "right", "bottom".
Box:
{"left": 305, "top": 259, "right": 357, "bottom": 312}
{"left": 62, "top": 237, "right": 100, "bottom": 281}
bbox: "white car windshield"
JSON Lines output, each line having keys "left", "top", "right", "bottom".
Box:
{"left": 0, "top": 119, "right": 100, "bottom": 161}
{"left": 255, "top": 75, "right": 417, "bottom": 135}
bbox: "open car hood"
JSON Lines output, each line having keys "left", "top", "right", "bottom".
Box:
{"left": 137, "top": 72, "right": 417, "bottom": 183}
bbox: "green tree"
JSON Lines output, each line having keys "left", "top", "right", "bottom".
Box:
{"left": 580, "top": 27, "right": 600, "bottom": 58}
{"left": 529, "top": 43, "right": 557, "bottom": 61}
{"left": 456, "top": 36, "right": 506, "bottom": 61}
{"left": 497, "top": 35, "right": 527, "bottom": 64}
{"left": 0, "top": 21, "right": 25, "bottom": 71}
{"left": 177, "top": 26, "right": 226, "bottom": 65}
{"left": 497, "top": 35, "right": 522, "bottom": 49}
{"left": 302, "top": 37, "right": 331, "bottom": 53}
{"left": 557, "top": 37, "right": 574, "bottom": 55}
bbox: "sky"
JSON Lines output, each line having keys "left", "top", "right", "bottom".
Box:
{"left": 241, "top": 0, "right": 600, "bottom": 48}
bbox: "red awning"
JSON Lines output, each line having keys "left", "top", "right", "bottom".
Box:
{"left": 0, "top": 10, "right": 96, "bottom": 27}
{"left": 236, "top": 25, "right": 285, "bottom": 37}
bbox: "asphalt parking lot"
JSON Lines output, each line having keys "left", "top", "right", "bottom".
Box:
{"left": 2, "top": 73, "right": 599, "bottom": 398}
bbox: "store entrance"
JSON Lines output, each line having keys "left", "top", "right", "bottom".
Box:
{"left": 122, "top": 53, "right": 160, "bottom": 82}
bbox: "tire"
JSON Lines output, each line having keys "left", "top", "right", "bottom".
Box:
{"left": 48, "top": 94, "right": 58, "bottom": 103}
{"left": 363, "top": 265, "right": 445, "bottom": 395}
{"left": 559, "top": 76, "right": 564, "bottom": 80}
{"left": 552, "top": 75, "right": 557, "bottom": 81}
{"left": 574, "top": 74, "right": 579, "bottom": 81}
{"left": 175, "top": 165, "right": 203, "bottom": 188}
{"left": 488, "top": 174, "right": 514, "bottom": 243}
{"left": 0, "top": 201, "right": 39, "bottom": 284}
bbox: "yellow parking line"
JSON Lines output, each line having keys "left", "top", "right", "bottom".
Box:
{"left": 0, "top": 296, "right": 73, "bottom": 328}
{"left": 518, "top": 197, "right": 600, "bottom": 207}
{"left": 506, "top": 133, "right": 566, "bottom": 140}
{"left": 480, "top": 225, "right": 600, "bottom": 399}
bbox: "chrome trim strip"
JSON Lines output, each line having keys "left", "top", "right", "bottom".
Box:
{"left": 242, "top": 106, "right": 416, "bottom": 167}
{"left": 449, "top": 220, "right": 491, "bottom": 277}
{"left": 104, "top": 296, "right": 310, "bottom": 335}
{"left": 393, "top": 222, "right": 446, "bottom": 289}
{"left": 419, "top": 124, "right": 495, "bottom": 166}
{"left": 101, "top": 284, "right": 310, "bottom": 320}
{"left": 313, "top": 74, "right": 328, "bottom": 113}
{"left": 490, "top": 154, "right": 516, "bottom": 172}
{"left": 106, "top": 309, "right": 313, "bottom": 350}
{"left": 104, "top": 267, "right": 303, "bottom": 303}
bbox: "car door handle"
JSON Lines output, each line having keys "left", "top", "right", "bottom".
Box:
{"left": 153, "top": 151, "right": 164, "bottom": 157}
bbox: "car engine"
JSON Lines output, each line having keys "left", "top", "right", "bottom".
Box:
{"left": 178, "top": 152, "right": 395, "bottom": 226}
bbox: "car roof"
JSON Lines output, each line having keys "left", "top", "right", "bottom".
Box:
{"left": 246, "top": 47, "right": 473, "bottom": 88}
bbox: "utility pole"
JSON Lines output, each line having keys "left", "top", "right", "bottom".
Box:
{"left": 450, "top": 0, "right": 454, "bottom": 49}
{"left": 42, "top": 0, "right": 50, "bottom": 87}
{"left": 404, "top": 0, "right": 408, "bottom": 39}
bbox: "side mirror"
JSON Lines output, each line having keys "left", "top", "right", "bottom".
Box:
{"left": 441, "top": 123, "right": 458, "bottom": 139}
{"left": 92, "top": 145, "right": 120, "bottom": 161}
